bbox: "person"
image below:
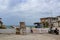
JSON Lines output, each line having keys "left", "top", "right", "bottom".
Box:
{"left": 31, "top": 29, "right": 33, "bottom": 33}
{"left": 54, "top": 28, "right": 59, "bottom": 35}
{"left": 50, "top": 27, "right": 53, "bottom": 31}
{"left": 48, "top": 26, "right": 54, "bottom": 33}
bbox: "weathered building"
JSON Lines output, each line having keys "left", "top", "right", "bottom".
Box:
{"left": 20, "top": 22, "right": 26, "bottom": 35}
{"left": 16, "top": 22, "right": 26, "bottom": 35}
{"left": 0, "top": 18, "right": 6, "bottom": 29}
{"left": 40, "top": 17, "right": 58, "bottom": 27}
{"left": 52, "top": 16, "right": 60, "bottom": 27}
{"left": 57, "top": 16, "right": 60, "bottom": 27}
{"left": 0, "top": 18, "right": 3, "bottom": 29}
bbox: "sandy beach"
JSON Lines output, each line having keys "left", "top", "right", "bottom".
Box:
{"left": 0, "top": 34, "right": 60, "bottom": 40}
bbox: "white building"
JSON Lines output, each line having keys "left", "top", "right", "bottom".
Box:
{"left": 40, "top": 16, "right": 60, "bottom": 27}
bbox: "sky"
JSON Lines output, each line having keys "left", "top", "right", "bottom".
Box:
{"left": 0, "top": 0, "right": 60, "bottom": 25}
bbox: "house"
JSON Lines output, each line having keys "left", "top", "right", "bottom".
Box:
{"left": 57, "top": 16, "right": 60, "bottom": 27}
{"left": 52, "top": 16, "right": 60, "bottom": 27}
{"left": 0, "top": 18, "right": 3, "bottom": 28}
{"left": 40, "top": 17, "right": 58, "bottom": 27}
{"left": 0, "top": 18, "right": 6, "bottom": 29}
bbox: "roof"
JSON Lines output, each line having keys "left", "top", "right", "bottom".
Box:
{"left": 0, "top": 18, "right": 2, "bottom": 19}
{"left": 40, "top": 17, "right": 57, "bottom": 20}
{"left": 57, "top": 16, "right": 60, "bottom": 17}
{"left": 0, "top": 21, "right": 3, "bottom": 24}
{"left": 34, "top": 22, "right": 41, "bottom": 24}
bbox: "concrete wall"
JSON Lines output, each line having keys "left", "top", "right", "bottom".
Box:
{"left": 0, "top": 28, "right": 31, "bottom": 34}
{"left": 26, "top": 27, "right": 31, "bottom": 34}
{"left": 0, "top": 28, "right": 60, "bottom": 34}
{"left": 32, "top": 28, "right": 60, "bottom": 34}
{"left": 0, "top": 29, "right": 16, "bottom": 34}
{"left": 32, "top": 28, "right": 49, "bottom": 34}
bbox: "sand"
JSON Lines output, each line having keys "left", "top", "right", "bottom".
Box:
{"left": 0, "top": 34, "right": 60, "bottom": 40}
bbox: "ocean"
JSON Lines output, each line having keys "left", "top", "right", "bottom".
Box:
{"left": 6, "top": 25, "right": 35, "bottom": 29}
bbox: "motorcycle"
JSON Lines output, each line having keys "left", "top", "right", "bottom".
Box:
{"left": 48, "top": 28, "right": 59, "bottom": 35}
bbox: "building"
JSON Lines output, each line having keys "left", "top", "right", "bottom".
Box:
{"left": 57, "top": 16, "right": 60, "bottom": 27}
{"left": 16, "top": 22, "right": 26, "bottom": 35}
{"left": 0, "top": 18, "right": 3, "bottom": 28}
{"left": 0, "top": 18, "right": 6, "bottom": 29}
{"left": 20, "top": 22, "right": 26, "bottom": 35}
{"left": 52, "top": 16, "right": 60, "bottom": 27}
{"left": 40, "top": 17, "right": 58, "bottom": 27}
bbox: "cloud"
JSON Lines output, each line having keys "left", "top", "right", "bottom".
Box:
{"left": 0, "top": 0, "right": 60, "bottom": 25}
{"left": 0, "top": 0, "right": 60, "bottom": 14}
{"left": 0, "top": 0, "right": 9, "bottom": 11}
{"left": 13, "top": 0, "right": 60, "bottom": 12}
